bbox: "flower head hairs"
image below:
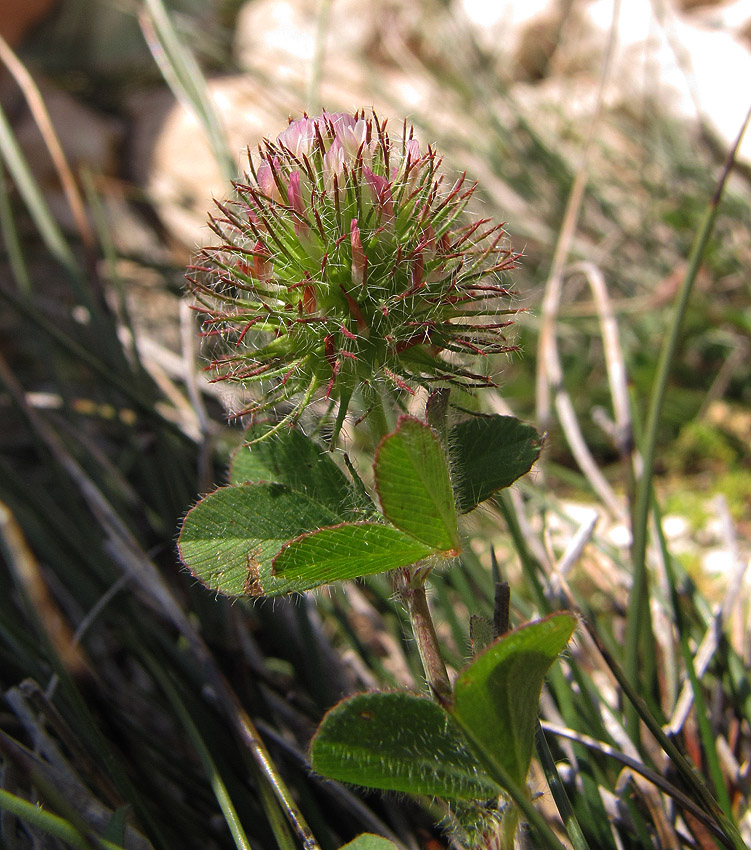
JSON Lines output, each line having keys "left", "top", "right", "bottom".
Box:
{"left": 187, "top": 110, "right": 519, "bottom": 439}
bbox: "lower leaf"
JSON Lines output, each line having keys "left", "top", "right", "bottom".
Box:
{"left": 449, "top": 612, "right": 577, "bottom": 788}
{"left": 339, "top": 836, "right": 399, "bottom": 850}
{"left": 310, "top": 691, "right": 502, "bottom": 801}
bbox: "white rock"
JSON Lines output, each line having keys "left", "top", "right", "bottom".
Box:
{"left": 234, "top": 0, "right": 378, "bottom": 83}
{"left": 687, "top": 0, "right": 751, "bottom": 39}
{"left": 632, "top": 2, "right": 744, "bottom": 150}
{"left": 131, "top": 0, "right": 751, "bottom": 251}
{"left": 456, "top": 0, "right": 567, "bottom": 79}
{"left": 562, "top": 501, "right": 600, "bottom": 527}
{"left": 662, "top": 514, "right": 690, "bottom": 540}
{"left": 607, "top": 523, "right": 632, "bottom": 548}
{"left": 460, "top": 0, "right": 553, "bottom": 29}
{"left": 703, "top": 548, "right": 735, "bottom": 574}
{"left": 127, "top": 80, "right": 295, "bottom": 252}
{"left": 234, "top": 0, "right": 317, "bottom": 81}
{"left": 562, "top": 0, "right": 751, "bottom": 164}
{"left": 459, "top": 0, "right": 751, "bottom": 164}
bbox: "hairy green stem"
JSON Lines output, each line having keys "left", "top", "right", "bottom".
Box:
{"left": 451, "top": 720, "right": 568, "bottom": 850}
{"left": 368, "top": 383, "right": 453, "bottom": 702}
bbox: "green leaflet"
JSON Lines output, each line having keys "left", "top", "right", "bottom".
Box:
{"left": 339, "top": 836, "right": 399, "bottom": 850}
{"left": 311, "top": 617, "right": 576, "bottom": 802}
{"left": 178, "top": 482, "right": 342, "bottom": 597}
{"left": 375, "top": 416, "right": 460, "bottom": 554}
{"left": 272, "top": 522, "right": 435, "bottom": 584}
{"left": 230, "top": 424, "right": 373, "bottom": 518}
{"left": 310, "top": 691, "right": 502, "bottom": 800}
{"left": 450, "top": 415, "right": 543, "bottom": 513}
{"left": 179, "top": 417, "right": 543, "bottom": 599}
{"left": 449, "top": 613, "right": 577, "bottom": 786}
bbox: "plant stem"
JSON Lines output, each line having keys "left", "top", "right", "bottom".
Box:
{"left": 450, "top": 721, "right": 568, "bottom": 850}
{"left": 398, "top": 574, "right": 453, "bottom": 702}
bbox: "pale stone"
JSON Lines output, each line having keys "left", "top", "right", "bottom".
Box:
{"left": 457, "top": 0, "right": 569, "bottom": 79}
{"left": 607, "top": 523, "right": 632, "bottom": 548}
{"left": 703, "top": 548, "right": 735, "bottom": 574}
{"left": 458, "top": 0, "right": 555, "bottom": 51}
{"left": 459, "top": 0, "right": 751, "bottom": 164}
{"left": 568, "top": 0, "right": 751, "bottom": 163}
{"left": 234, "top": 0, "right": 317, "bottom": 82}
{"left": 130, "top": 0, "right": 751, "bottom": 252}
{"left": 233, "top": 0, "right": 378, "bottom": 83}
{"left": 562, "top": 501, "right": 600, "bottom": 527}
{"left": 127, "top": 80, "right": 296, "bottom": 253}
{"left": 662, "top": 514, "right": 691, "bottom": 540}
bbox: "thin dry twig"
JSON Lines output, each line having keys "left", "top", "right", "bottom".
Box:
{"left": 0, "top": 501, "right": 89, "bottom": 680}
{"left": 539, "top": 270, "right": 627, "bottom": 521}
{"left": 568, "top": 262, "right": 633, "bottom": 463}
{"left": 0, "top": 34, "right": 94, "bottom": 253}
{"left": 535, "top": 0, "right": 622, "bottom": 430}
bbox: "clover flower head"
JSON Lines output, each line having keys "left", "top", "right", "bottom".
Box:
{"left": 187, "top": 110, "right": 519, "bottom": 436}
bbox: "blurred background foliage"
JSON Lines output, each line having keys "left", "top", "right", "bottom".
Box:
{"left": 1, "top": 0, "right": 750, "bottom": 848}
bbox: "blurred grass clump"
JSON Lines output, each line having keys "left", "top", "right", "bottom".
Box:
{"left": 2, "top": 0, "right": 751, "bottom": 848}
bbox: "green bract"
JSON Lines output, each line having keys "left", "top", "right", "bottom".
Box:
{"left": 187, "top": 110, "right": 518, "bottom": 432}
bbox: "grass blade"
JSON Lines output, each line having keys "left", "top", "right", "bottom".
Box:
{"left": 582, "top": 617, "right": 747, "bottom": 850}
{"left": 534, "top": 721, "right": 593, "bottom": 850}
{"left": 145, "top": 662, "right": 255, "bottom": 850}
{"left": 0, "top": 789, "right": 128, "bottom": 850}
{"left": 625, "top": 103, "right": 751, "bottom": 742}
{"left": 139, "top": 0, "right": 235, "bottom": 181}
{"left": 0, "top": 102, "right": 80, "bottom": 282}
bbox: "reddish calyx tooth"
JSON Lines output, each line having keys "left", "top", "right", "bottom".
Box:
{"left": 302, "top": 283, "right": 317, "bottom": 314}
